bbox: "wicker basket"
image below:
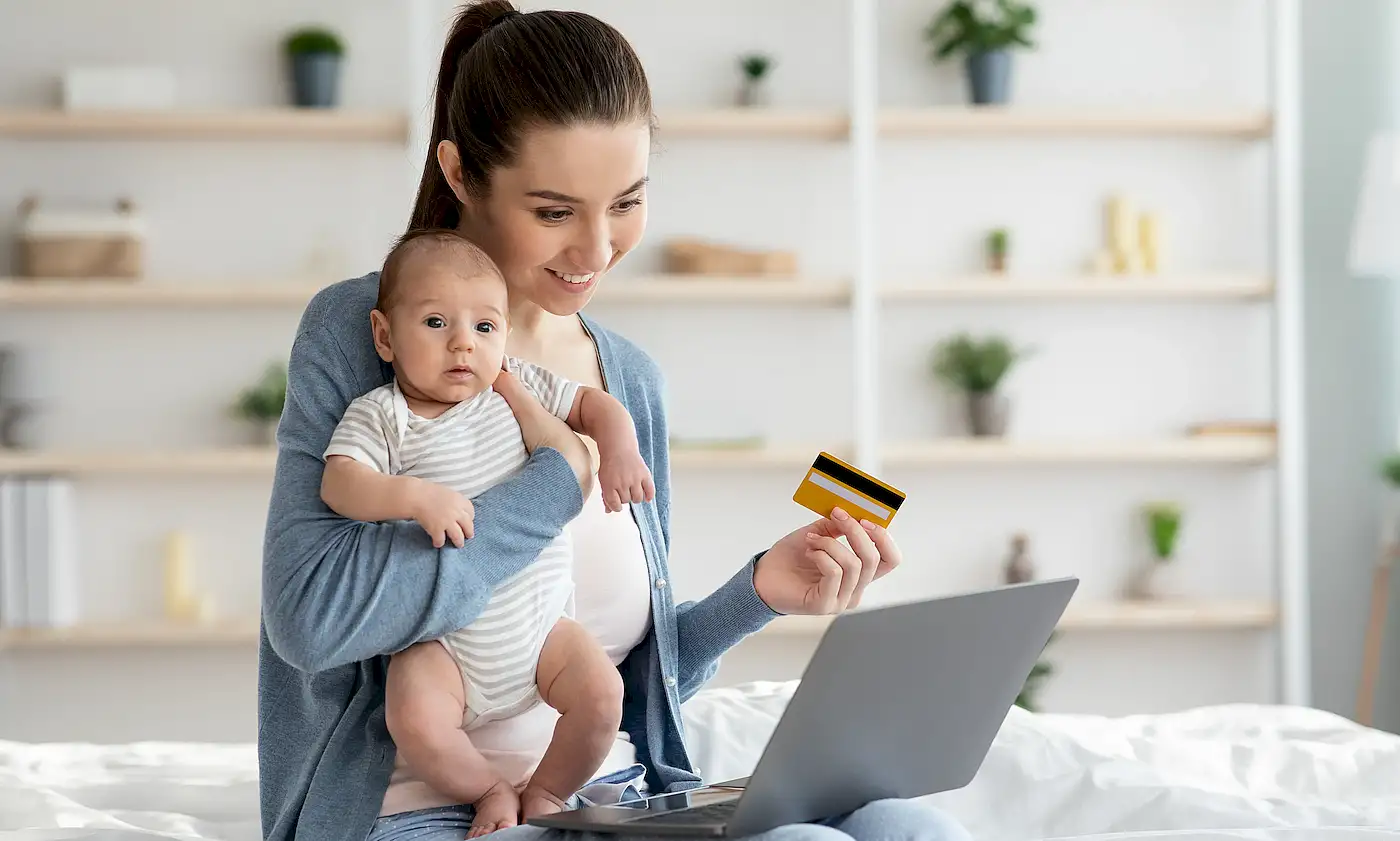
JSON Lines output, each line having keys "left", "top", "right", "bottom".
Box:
{"left": 663, "top": 237, "right": 797, "bottom": 276}
{"left": 15, "top": 196, "right": 145, "bottom": 279}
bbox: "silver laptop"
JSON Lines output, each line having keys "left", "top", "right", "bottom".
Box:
{"left": 529, "top": 576, "right": 1078, "bottom": 837}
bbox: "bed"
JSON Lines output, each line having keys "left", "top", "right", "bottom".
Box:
{"left": 3, "top": 680, "right": 1398, "bottom": 841}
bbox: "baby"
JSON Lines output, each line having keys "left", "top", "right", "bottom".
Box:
{"left": 319, "top": 228, "right": 655, "bottom": 835}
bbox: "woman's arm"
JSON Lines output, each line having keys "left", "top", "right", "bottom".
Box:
{"left": 261, "top": 321, "right": 586, "bottom": 674}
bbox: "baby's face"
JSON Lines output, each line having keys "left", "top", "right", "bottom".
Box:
{"left": 382, "top": 262, "right": 509, "bottom": 405}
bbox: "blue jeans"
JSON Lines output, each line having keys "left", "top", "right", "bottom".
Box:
{"left": 368, "top": 777, "right": 971, "bottom": 841}
{"left": 367, "top": 799, "right": 969, "bottom": 841}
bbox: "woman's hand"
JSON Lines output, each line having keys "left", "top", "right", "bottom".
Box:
{"left": 494, "top": 368, "right": 594, "bottom": 498}
{"left": 752, "top": 507, "right": 902, "bottom": 616}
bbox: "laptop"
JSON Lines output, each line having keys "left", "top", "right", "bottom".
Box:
{"left": 529, "top": 576, "right": 1078, "bottom": 837}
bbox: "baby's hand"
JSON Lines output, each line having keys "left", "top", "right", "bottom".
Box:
{"left": 409, "top": 480, "right": 475, "bottom": 548}
{"left": 597, "top": 449, "right": 656, "bottom": 513}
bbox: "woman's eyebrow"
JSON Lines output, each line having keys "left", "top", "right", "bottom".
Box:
{"left": 525, "top": 177, "right": 648, "bottom": 204}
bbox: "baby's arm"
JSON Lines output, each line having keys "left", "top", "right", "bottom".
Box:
{"left": 320, "top": 394, "right": 475, "bottom": 548}
{"left": 567, "top": 387, "right": 655, "bottom": 513}
{"left": 321, "top": 458, "right": 476, "bottom": 548}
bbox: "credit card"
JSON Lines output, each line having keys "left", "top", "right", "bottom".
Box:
{"left": 793, "top": 452, "right": 906, "bottom": 528}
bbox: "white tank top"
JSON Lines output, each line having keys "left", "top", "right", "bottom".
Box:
{"left": 380, "top": 480, "right": 655, "bottom": 816}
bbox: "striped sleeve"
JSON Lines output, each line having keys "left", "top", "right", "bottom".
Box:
{"left": 323, "top": 390, "right": 393, "bottom": 474}
{"left": 512, "top": 359, "right": 581, "bottom": 422}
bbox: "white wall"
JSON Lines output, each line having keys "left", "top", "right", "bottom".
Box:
{"left": 1, "top": 0, "right": 1298, "bottom": 743}
{"left": 1299, "top": 0, "right": 1400, "bottom": 733}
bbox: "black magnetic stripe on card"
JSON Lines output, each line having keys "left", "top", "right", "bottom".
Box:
{"left": 811, "top": 454, "right": 905, "bottom": 510}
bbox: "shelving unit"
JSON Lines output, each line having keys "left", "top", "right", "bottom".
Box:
{"left": 0, "top": 1, "right": 1307, "bottom": 718}
{"left": 0, "top": 108, "right": 411, "bottom": 142}
{"left": 0, "top": 599, "right": 1280, "bottom": 650}
{"left": 757, "top": 600, "right": 1281, "bottom": 638}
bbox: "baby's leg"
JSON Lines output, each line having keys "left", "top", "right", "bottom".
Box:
{"left": 520, "top": 617, "right": 624, "bottom": 820}
{"left": 385, "top": 642, "right": 519, "bottom": 837}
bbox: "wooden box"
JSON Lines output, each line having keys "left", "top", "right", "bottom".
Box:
{"left": 15, "top": 197, "right": 145, "bottom": 279}
{"left": 663, "top": 237, "right": 797, "bottom": 276}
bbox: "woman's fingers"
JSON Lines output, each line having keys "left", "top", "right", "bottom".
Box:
{"left": 806, "top": 532, "right": 860, "bottom": 610}
{"left": 803, "top": 541, "right": 844, "bottom": 611}
{"left": 861, "top": 519, "right": 902, "bottom": 579}
{"left": 829, "top": 508, "right": 882, "bottom": 600}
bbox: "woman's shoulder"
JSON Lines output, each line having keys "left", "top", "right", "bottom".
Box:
{"left": 299, "top": 272, "right": 380, "bottom": 339}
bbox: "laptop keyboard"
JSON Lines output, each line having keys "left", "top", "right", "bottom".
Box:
{"left": 628, "top": 801, "right": 739, "bottom": 826}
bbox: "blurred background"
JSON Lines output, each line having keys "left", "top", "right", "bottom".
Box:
{"left": 0, "top": 0, "right": 1397, "bottom": 745}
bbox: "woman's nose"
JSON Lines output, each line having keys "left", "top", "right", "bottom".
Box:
{"left": 567, "top": 216, "right": 613, "bottom": 274}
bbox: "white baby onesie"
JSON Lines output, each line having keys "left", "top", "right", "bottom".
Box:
{"left": 324, "top": 357, "right": 580, "bottom": 728}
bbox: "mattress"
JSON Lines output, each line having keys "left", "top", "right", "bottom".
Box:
{"left": 3, "top": 680, "right": 1398, "bottom": 840}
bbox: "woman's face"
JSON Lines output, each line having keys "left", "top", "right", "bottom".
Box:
{"left": 455, "top": 122, "right": 650, "bottom": 316}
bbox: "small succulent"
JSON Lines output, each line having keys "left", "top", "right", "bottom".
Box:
{"left": 284, "top": 27, "right": 345, "bottom": 57}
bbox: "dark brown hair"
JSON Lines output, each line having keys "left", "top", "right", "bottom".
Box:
{"left": 408, "top": 1, "right": 655, "bottom": 232}
{"left": 377, "top": 228, "right": 501, "bottom": 313}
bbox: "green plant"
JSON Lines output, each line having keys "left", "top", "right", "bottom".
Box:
{"left": 987, "top": 228, "right": 1009, "bottom": 257}
{"left": 739, "top": 53, "right": 774, "bottom": 80}
{"left": 930, "top": 333, "right": 1028, "bottom": 394}
{"left": 1143, "top": 502, "right": 1182, "bottom": 561}
{"left": 233, "top": 363, "right": 287, "bottom": 422}
{"left": 924, "top": 0, "right": 1037, "bottom": 62}
{"left": 1381, "top": 452, "right": 1400, "bottom": 487}
{"left": 284, "top": 27, "right": 345, "bottom": 57}
{"left": 1015, "top": 631, "right": 1057, "bottom": 712}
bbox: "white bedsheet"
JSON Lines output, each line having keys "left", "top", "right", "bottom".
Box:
{"left": 3, "top": 681, "right": 1398, "bottom": 841}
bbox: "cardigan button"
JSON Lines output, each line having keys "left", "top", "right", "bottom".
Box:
{"left": 664, "top": 676, "right": 677, "bottom": 688}
{"left": 654, "top": 578, "right": 666, "bottom": 589}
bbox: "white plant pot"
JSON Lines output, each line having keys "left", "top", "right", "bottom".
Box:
{"left": 1127, "top": 556, "right": 1181, "bottom": 600}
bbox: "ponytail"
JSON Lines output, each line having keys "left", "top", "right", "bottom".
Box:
{"left": 406, "top": 0, "right": 654, "bottom": 233}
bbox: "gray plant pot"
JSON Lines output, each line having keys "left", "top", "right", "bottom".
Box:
{"left": 290, "top": 52, "right": 341, "bottom": 108}
{"left": 967, "top": 391, "right": 1009, "bottom": 437}
{"left": 965, "top": 50, "right": 1013, "bottom": 105}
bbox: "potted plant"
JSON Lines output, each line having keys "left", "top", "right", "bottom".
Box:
{"left": 1015, "top": 632, "right": 1056, "bottom": 712}
{"left": 233, "top": 363, "right": 287, "bottom": 447}
{"left": 986, "top": 227, "right": 1010, "bottom": 273}
{"left": 930, "top": 332, "right": 1028, "bottom": 436}
{"left": 1129, "top": 502, "right": 1183, "bottom": 599}
{"left": 284, "top": 26, "right": 345, "bottom": 108}
{"left": 924, "top": 0, "right": 1038, "bottom": 106}
{"left": 736, "top": 53, "right": 775, "bottom": 107}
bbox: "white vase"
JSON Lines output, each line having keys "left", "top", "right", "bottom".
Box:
{"left": 1127, "top": 556, "right": 1180, "bottom": 600}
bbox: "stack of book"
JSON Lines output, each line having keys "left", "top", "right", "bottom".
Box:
{"left": 0, "top": 475, "right": 80, "bottom": 628}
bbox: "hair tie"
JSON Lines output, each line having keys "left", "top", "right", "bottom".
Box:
{"left": 489, "top": 9, "right": 520, "bottom": 29}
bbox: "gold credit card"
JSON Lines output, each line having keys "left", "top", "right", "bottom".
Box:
{"left": 793, "top": 452, "right": 906, "bottom": 528}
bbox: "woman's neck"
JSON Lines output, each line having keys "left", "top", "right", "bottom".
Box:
{"left": 507, "top": 297, "right": 579, "bottom": 360}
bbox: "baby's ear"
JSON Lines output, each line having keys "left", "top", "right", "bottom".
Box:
{"left": 369, "top": 309, "right": 395, "bottom": 363}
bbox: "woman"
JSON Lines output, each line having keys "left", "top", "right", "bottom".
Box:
{"left": 258, "top": 3, "right": 972, "bottom": 840}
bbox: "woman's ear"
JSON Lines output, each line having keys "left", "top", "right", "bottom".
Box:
{"left": 436, "top": 139, "right": 471, "bottom": 205}
{"left": 369, "top": 309, "right": 395, "bottom": 364}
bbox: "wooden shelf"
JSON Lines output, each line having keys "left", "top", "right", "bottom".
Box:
{"left": 654, "top": 108, "right": 1272, "bottom": 140}
{"left": 757, "top": 600, "right": 1280, "bottom": 638}
{"left": 879, "top": 107, "right": 1273, "bottom": 139}
{"left": 884, "top": 436, "right": 1276, "bottom": 465}
{"left": 593, "top": 277, "right": 849, "bottom": 304}
{"left": 0, "top": 448, "right": 277, "bottom": 475}
{"left": 670, "top": 442, "right": 834, "bottom": 468}
{"left": 658, "top": 109, "right": 848, "bottom": 139}
{"left": 0, "top": 619, "right": 260, "bottom": 649}
{"left": 0, "top": 108, "right": 410, "bottom": 142}
{"left": 0, "top": 278, "right": 329, "bottom": 307}
{"left": 882, "top": 275, "right": 1274, "bottom": 302}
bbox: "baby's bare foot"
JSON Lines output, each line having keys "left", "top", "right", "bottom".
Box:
{"left": 469, "top": 780, "right": 519, "bottom": 838}
{"left": 520, "top": 783, "right": 569, "bottom": 822}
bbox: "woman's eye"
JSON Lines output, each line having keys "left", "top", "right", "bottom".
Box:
{"left": 614, "top": 197, "right": 643, "bottom": 213}
{"left": 474, "top": 321, "right": 495, "bottom": 333}
{"left": 535, "top": 208, "right": 571, "bottom": 223}
{"left": 424, "top": 316, "right": 446, "bottom": 329}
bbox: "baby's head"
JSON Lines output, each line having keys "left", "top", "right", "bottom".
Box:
{"left": 370, "top": 229, "right": 509, "bottom": 406}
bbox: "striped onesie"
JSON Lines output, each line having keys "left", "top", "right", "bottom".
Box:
{"left": 324, "top": 357, "right": 580, "bottom": 728}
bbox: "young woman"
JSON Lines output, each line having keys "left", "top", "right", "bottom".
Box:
{"left": 257, "top": 3, "right": 973, "bottom": 840}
